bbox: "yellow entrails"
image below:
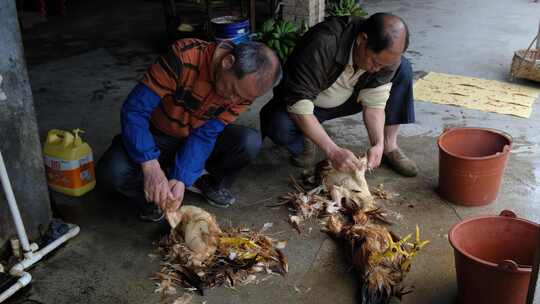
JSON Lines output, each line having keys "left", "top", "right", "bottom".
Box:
{"left": 219, "top": 237, "right": 260, "bottom": 260}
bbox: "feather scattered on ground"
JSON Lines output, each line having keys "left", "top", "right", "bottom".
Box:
{"left": 372, "top": 184, "right": 396, "bottom": 200}
{"left": 172, "top": 293, "right": 193, "bottom": 304}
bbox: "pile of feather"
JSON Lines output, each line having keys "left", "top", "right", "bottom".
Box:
{"left": 278, "top": 156, "right": 429, "bottom": 304}
{"left": 153, "top": 206, "right": 288, "bottom": 298}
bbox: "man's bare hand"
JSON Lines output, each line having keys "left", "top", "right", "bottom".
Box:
{"left": 141, "top": 159, "right": 171, "bottom": 209}
{"left": 367, "top": 144, "right": 384, "bottom": 169}
{"left": 165, "top": 179, "right": 185, "bottom": 212}
{"left": 327, "top": 146, "right": 362, "bottom": 172}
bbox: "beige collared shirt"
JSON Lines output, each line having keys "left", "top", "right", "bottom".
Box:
{"left": 287, "top": 46, "right": 392, "bottom": 114}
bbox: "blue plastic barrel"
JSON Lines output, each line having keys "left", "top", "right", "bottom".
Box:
{"left": 215, "top": 33, "right": 250, "bottom": 45}
{"left": 211, "top": 16, "right": 250, "bottom": 44}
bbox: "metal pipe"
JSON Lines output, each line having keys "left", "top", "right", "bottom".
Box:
{"left": 0, "top": 151, "right": 31, "bottom": 252}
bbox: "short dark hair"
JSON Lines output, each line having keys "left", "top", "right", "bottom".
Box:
{"left": 231, "top": 41, "right": 282, "bottom": 90}
{"left": 360, "top": 12, "right": 410, "bottom": 54}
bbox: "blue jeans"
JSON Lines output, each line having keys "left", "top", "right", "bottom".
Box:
{"left": 260, "top": 57, "right": 415, "bottom": 155}
{"left": 96, "top": 125, "right": 261, "bottom": 208}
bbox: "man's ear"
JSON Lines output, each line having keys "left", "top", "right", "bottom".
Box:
{"left": 222, "top": 54, "right": 235, "bottom": 70}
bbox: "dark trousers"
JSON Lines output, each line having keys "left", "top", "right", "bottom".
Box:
{"left": 260, "top": 57, "right": 415, "bottom": 155}
{"left": 96, "top": 125, "right": 261, "bottom": 208}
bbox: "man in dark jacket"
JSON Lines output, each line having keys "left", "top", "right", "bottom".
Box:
{"left": 260, "top": 13, "right": 418, "bottom": 176}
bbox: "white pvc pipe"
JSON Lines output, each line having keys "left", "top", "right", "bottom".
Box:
{"left": 0, "top": 270, "right": 32, "bottom": 302}
{"left": 0, "top": 149, "right": 81, "bottom": 302}
{"left": 0, "top": 151, "right": 31, "bottom": 252}
{"left": 0, "top": 225, "right": 80, "bottom": 303}
{"left": 9, "top": 225, "right": 80, "bottom": 274}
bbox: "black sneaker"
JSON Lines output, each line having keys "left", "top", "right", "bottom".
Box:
{"left": 189, "top": 175, "right": 236, "bottom": 208}
{"left": 139, "top": 203, "right": 164, "bottom": 222}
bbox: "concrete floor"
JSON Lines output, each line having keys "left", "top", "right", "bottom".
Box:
{"left": 7, "top": 0, "right": 540, "bottom": 303}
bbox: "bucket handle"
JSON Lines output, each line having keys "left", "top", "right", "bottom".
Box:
{"left": 499, "top": 210, "right": 517, "bottom": 218}
{"left": 496, "top": 129, "right": 513, "bottom": 153}
{"left": 497, "top": 211, "right": 520, "bottom": 272}
{"left": 497, "top": 259, "right": 519, "bottom": 272}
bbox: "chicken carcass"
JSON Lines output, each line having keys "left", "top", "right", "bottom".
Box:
{"left": 325, "top": 212, "right": 429, "bottom": 304}
{"left": 166, "top": 206, "right": 222, "bottom": 267}
{"left": 309, "top": 156, "right": 428, "bottom": 303}
{"left": 315, "top": 156, "right": 377, "bottom": 215}
{"left": 156, "top": 207, "right": 288, "bottom": 294}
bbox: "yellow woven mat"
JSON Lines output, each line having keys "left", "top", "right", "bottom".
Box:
{"left": 413, "top": 72, "right": 540, "bottom": 118}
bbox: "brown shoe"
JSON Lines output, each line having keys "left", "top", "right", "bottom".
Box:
{"left": 383, "top": 148, "right": 418, "bottom": 177}
{"left": 290, "top": 137, "right": 318, "bottom": 168}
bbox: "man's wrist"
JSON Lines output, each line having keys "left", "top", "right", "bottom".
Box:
{"left": 141, "top": 159, "right": 160, "bottom": 173}
{"left": 323, "top": 142, "right": 340, "bottom": 157}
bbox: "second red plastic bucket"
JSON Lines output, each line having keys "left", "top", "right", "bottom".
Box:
{"left": 438, "top": 127, "right": 512, "bottom": 206}
{"left": 449, "top": 210, "right": 538, "bottom": 304}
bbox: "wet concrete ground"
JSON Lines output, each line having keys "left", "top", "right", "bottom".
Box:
{"left": 6, "top": 0, "right": 540, "bottom": 303}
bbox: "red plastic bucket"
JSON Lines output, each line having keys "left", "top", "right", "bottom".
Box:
{"left": 449, "top": 210, "right": 539, "bottom": 304}
{"left": 438, "top": 127, "right": 512, "bottom": 206}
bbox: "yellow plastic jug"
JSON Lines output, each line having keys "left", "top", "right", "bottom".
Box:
{"left": 43, "top": 129, "right": 96, "bottom": 196}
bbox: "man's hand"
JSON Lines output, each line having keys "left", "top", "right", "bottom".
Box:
{"left": 328, "top": 146, "right": 362, "bottom": 172}
{"left": 367, "top": 144, "right": 384, "bottom": 169}
{"left": 141, "top": 159, "right": 171, "bottom": 209}
{"left": 165, "top": 179, "right": 185, "bottom": 212}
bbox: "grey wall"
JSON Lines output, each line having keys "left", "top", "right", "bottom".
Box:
{"left": 0, "top": 0, "right": 52, "bottom": 250}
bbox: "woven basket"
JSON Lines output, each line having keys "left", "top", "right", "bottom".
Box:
{"left": 510, "top": 33, "right": 540, "bottom": 82}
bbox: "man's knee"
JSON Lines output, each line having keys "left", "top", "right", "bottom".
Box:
{"left": 237, "top": 128, "right": 262, "bottom": 161}
{"left": 96, "top": 137, "right": 135, "bottom": 192}
{"left": 261, "top": 110, "right": 298, "bottom": 146}
{"left": 96, "top": 156, "right": 124, "bottom": 191}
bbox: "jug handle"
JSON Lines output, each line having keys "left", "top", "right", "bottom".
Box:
{"left": 46, "top": 129, "right": 74, "bottom": 147}
{"left": 46, "top": 129, "right": 64, "bottom": 144}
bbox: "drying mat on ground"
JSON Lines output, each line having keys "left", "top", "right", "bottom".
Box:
{"left": 413, "top": 72, "right": 540, "bottom": 118}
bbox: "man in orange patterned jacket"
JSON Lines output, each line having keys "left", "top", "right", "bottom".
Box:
{"left": 97, "top": 39, "right": 281, "bottom": 221}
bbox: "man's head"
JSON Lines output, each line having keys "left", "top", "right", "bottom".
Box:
{"left": 354, "top": 13, "right": 409, "bottom": 73}
{"left": 215, "top": 42, "right": 281, "bottom": 103}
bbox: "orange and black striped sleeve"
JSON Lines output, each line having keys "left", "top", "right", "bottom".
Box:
{"left": 141, "top": 45, "right": 183, "bottom": 97}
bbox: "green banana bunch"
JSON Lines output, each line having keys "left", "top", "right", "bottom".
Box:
{"left": 328, "top": 0, "right": 367, "bottom": 17}
{"left": 255, "top": 19, "right": 300, "bottom": 62}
